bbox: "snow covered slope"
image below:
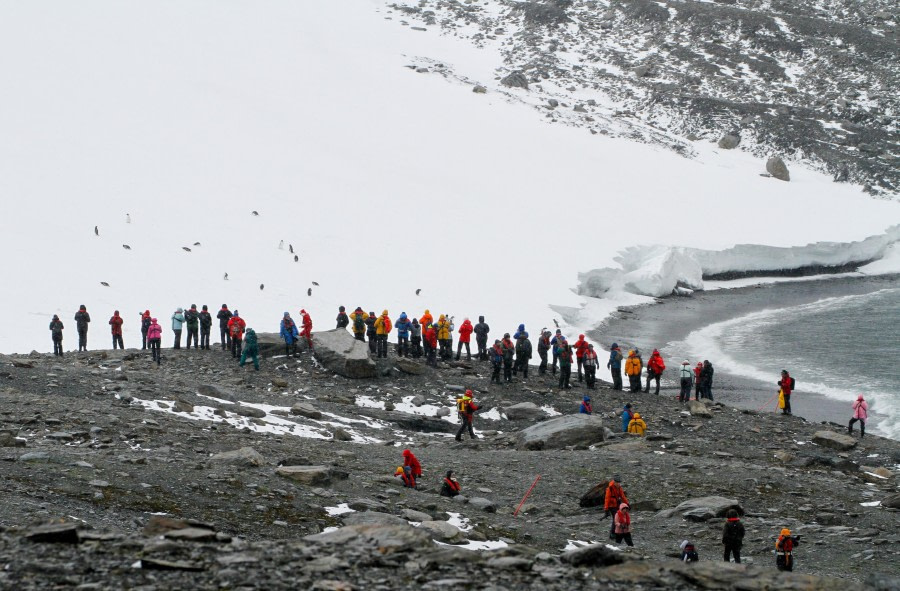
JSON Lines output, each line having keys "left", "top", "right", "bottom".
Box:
{"left": 0, "top": 0, "right": 898, "bottom": 354}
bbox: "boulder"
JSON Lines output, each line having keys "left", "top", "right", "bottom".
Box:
{"left": 561, "top": 543, "right": 628, "bottom": 567}
{"left": 516, "top": 415, "right": 607, "bottom": 450}
{"left": 718, "top": 134, "right": 740, "bottom": 149}
{"left": 503, "top": 402, "right": 544, "bottom": 421}
{"left": 500, "top": 72, "right": 529, "bottom": 89}
{"left": 348, "top": 498, "right": 389, "bottom": 512}
{"left": 312, "top": 329, "right": 377, "bottom": 379}
{"left": 272, "top": 378, "right": 289, "bottom": 388}
{"left": 164, "top": 527, "right": 218, "bottom": 542}
{"left": 813, "top": 431, "right": 857, "bottom": 451}
{"left": 766, "top": 156, "right": 790, "bottom": 181}
{"left": 657, "top": 496, "right": 742, "bottom": 521}
{"left": 210, "top": 447, "right": 265, "bottom": 467}
{"left": 290, "top": 402, "right": 323, "bottom": 420}
{"left": 276, "top": 465, "right": 341, "bottom": 486}
{"left": 24, "top": 522, "right": 80, "bottom": 544}
{"left": 173, "top": 400, "right": 194, "bottom": 413}
{"left": 0, "top": 430, "right": 25, "bottom": 448}
{"left": 254, "top": 332, "right": 291, "bottom": 358}
{"left": 469, "top": 497, "right": 497, "bottom": 513}
{"left": 305, "top": 524, "right": 430, "bottom": 554}
{"left": 394, "top": 357, "right": 426, "bottom": 375}
{"left": 472, "top": 85, "right": 487, "bottom": 94}
{"left": 197, "top": 384, "right": 237, "bottom": 402}
{"left": 419, "top": 520, "right": 465, "bottom": 543}
{"left": 234, "top": 405, "right": 266, "bottom": 418}
{"left": 686, "top": 400, "right": 712, "bottom": 418}
{"left": 143, "top": 516, "right": 191, "bottom": 536}
{"left": 882, "top": 493, "right": 900, "bottom": 509}
{"left": 332, "top": 427, "right": 353, "bottom": 441}
{"left": 342, "top": 512, "right": 408, "bottom": 527}
{"left": 402, "top": 509, "right": 432, "bottom": 522}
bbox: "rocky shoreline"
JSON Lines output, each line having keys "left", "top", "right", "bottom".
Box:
{"left": 0, "top": 337, "right": 898, "bottom": 589}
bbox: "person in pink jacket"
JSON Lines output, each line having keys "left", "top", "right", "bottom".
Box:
{"left": 848, "top": 394, "right": 868, "bottom": 438}
{"left": 147, "top": 318, "right": 163, "bottom": 365}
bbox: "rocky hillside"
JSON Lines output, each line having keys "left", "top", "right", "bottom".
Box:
{"left": 0, "top": 337, "right": 898, "bottom": 589}
{"left": 385, "top": 0, "right": 899, "bottom": 195}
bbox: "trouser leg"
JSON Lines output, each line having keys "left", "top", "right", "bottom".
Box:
{"left": 577, "top": 359, "right": 584, "bottom": 381}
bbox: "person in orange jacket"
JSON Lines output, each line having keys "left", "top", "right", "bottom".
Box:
{"left": 456, "top": 318, "right": 474, "bottom": 361}
{"left": 374, "top": 310, "right": 392, "bottom": 358}
{"left": 109, "top": 310, "right": 124, "bottom": 350}
{"left": 419, "top": 309, "right": 433, "bottom": 330}
{"left": 604, "top": 476, "right": 628, "bottom": 540}
{"left": 644, "top": 349, "right": 666, "bottom": 395}
{"left": 574, "top": 334, "right": 590, "bottom": 382}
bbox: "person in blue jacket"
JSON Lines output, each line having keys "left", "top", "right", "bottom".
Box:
{"left": 280, "top": 312, "right": 300, "bottom": 356}
{"left": 513, "top": 323, "right": 527, "bottom": 339}
{"left": 550, "top": 329, "right": 565, "bottom": 375}
{"left": 621, "top": 403, "right": 634, "bottom": 432}
{"left": 171, "top": 308, "right": 185, "bottom": 349}
{"left": 395, "top": 312, "right": 412, "bottom": 357}
{"left": 580, "top": 396, "right": 592, "bottom": 415}
{"left": 607, "top": 342, "right": 624, "bottom": 390}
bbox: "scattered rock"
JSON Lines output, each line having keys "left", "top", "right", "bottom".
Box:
{"left": 312, "top": 329, "right": 378, "bottom": 379}
{"left": 291, "top": 402, "right": 323, "bottom": 420}
{"left": 210, "top": 447, "right": 266, "bottom": 467}
{"left": 472, "top": 85, "right": 487, "bottom": 94}
{"left": 718, "top": 134, "right": 740, "bottom": 149}
{"left": 813, "top": 431, "right": 857, "bottom": 451}
{"left": 276, "top": 465, "right": 342, "bottom": 486}
{"left": 686, "top": 400, "right": 712, "bottom": 418}
{"left": 766, "top": 156, "right": 791, "bottom": 181}
{"left": 419, "top": 520, "right": 465, "bottom": 543}
{"left": 561, "top": 543, "right": 628, "bottom": 567}
{"left": 517, "top": 415, "right": 607, "bottom": 450}
{"left": 657, "top": 496, "right": 742, "bottom": 521}
{"left": 500, "top": 72, "right": 529, "bottom": 90}
{"left": 503, "top": 402, "right": 544, "bottom": 421}
{"left": 25, "top": 522, "right": 80, "bottom": 544}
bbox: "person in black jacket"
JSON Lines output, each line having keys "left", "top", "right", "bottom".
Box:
{"left": 49, "top": 315, "right": 64, "bottom": 356}
{"left": 335, "top": 306, "right": 349, "bottom": 330}
{"left": 700, "top": 360, "right": 715, "bottom": 401}
{"left": 473, "top": 316, "right": 490, "bottom": 361}
{"left": 139, "top": 311, "right": 151, "bottom": 349}
{"left": 74, "top": 305, "right": 90, "bottom": 351}
{"left": 722, "top": 509, "right": 745, "bottom": 563}
{"left": 184, "top": 304, "right": 200, "bottom": 349}
{"left": 216, "top": 305, "right": 233, "bottom": 350}
{"left": 199, "top": 305, "right": 213, "bottom": 350}
{"left": 365, "top": 312, "right": 377, "bottom": 354}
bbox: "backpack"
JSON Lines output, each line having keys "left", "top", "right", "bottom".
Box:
{"left": 456, "top": 398, "right": 467, "bottom": 413}
{"left": 383, "top": 316, "right": 392, "bottom": 333}
{"left": 353, "top": 314, "right": 365, "bottom": 332}
{"left": 683, "top": 545, "right": 699, "bottom": 562}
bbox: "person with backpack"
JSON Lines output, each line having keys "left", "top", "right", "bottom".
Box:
{"left": 474, "top": 316, "right": 490, "bottom": 361}
{"left": 394, "top": 466, "right": 416, "bottom": 488}
{"left": 227, "top": 311, "right": 246, "bottom": 358}
{"left": 395, "top": 312, "right": 411, "bottom": 357}
{"left": 621, "top": 403, "right": 634, "bottom": 432}
{"left": 217, "top": 305, "right": 233, "bottom": 350}
{"left": 624, "top": 349, "right": 642, "bottom": 393}
{"left": 607, "top": 343, "right": 624, "bottom": 390}
{"left": 424, "top": 323, "right": 438, "bottom": 367}
{"left": 678, "top": 361, "right": 692, "bottom": 402}
{"left": 440, "top": 470, "right": 461, "bottom": 497}
{"left": 171, "top": 308, "right": 185, "bottom": 349}
{"left": 455, "top": 389, "right": 479, "bottom": 441}
{"left": 280, "top": 312, "right": 300, "bottom": 356}
{"left": 604, "top": 476, "right": 628, "bottom": 540}
{"left": 436, "top": 315, "right": 452, "bottom": 360}
{"left": 299, "top": 309, "right": 313, "bottom": 350}
{"left": 490, "top": 339, "right": 503, "bottom": 384}
{"left": 239, "top": 327, "right": 260, "bottom": 370}
{"left": 628, "top": 412, "right": 647, "bottom": 436}
{"left": 537, "top": 330, "right": 551, "bottom": 375}
{"left": 777, "top": 369, "right": 794, "bottom": 414}
{"left": 49, "top": 315, "right": 64, "bottom": 356}
{"left": 410, "top": 318, "right": 422, "bottom": 358}
{"left": 722, "top": 509, "right": 745, "bottom": 563}
{"left": 514, "top": 332, "right": 532, "bottom": 378}
{"left": 139, "top": 310, "right": 151, "bottom": 350}
{"left": 456, "top": 318, "right": 473, "bottom": 361}
{"left": 108, "top": 310, "right": 124, "bottom": 350}
{"left": 184, "top": 304, "right": 200, "bottom": 349}
{"left": 147, "top": 317, "right": 162, "bottom": 365}
{"left": 557, "top": 337, "right": 573, "bottom": 389}
{"left": 550, "top": 329, "right": 565, "bottom": 375}
{"left": 644, "top": 349, "right": 665, "bottom": 395}
{"left": 199, "top": 305, "right": 212, "bottom": 350}
{"left": 501, "top": 333, "right": 515, "bottom": 383}
{"left": 419, "top": 309, "right": 434, "bottom": 330}
{"left": 583, "top": 344, "right": 599, "bottom": 388}
{"left": 349, "top": 307, "right": 368, "bottom": 341}
{"left": 580, "top": 395, "right": 592, "bottom": 415}
{"left": 693, "top": 362, "right": 703, "bottom": 400}
{"left": 848, "top": 394, "right": 868, "bottom": 437}
{"left": 680, "top": 540, "right": 699, "bottom": 562}
{"left": 74, "top": 305, "right": 91, "bottom": 352}
{"left": 335, "top": 305, "right": 349, "bottom": 330}
{"left": 365, "top": 311, "right": 377, "bottom": 354}
{"left": 774, "top": 528, "right": 801, "bottom": 571}
{"left": 701, "top": 360, "right": 715, "bottom": 400}
{"left": 613, "top": 503, "right": 634, "bottom": 547}
{"left": 402, "top": 449, "right": 422, "bottom": 487}
{"left": 374, "top": 310, "right": 392, "bottom": 358}
{"left": 573, "top": 334, "right": 589, "bottom": 382}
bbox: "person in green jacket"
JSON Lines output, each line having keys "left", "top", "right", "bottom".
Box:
{"left": 184, "top": 304, "right": 200, "bottom": 349}
{"left": 240, "top": 328, "right": 260, "bottom": 370}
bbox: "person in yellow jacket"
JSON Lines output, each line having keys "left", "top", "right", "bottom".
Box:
{"left": 624, "top": 349, "right": 643, "bottom": 393}
{"left": 373, "top": 310, "right": 392, "bottom": 359}
{"left": 349, "top": 307, "right": 369, "bottom": 341}
{"left": 627, "top": 412, "right": 647, "bottom": 436}
{"left": 437, "top": 314, "right": 452, "bottom": 360}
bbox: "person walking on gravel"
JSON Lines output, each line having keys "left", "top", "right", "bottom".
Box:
{"left": 280, "top": 312, "right": 300, "bottom": 357}
{"left": 604, "top": 476, "right": 628, "bottom": 540}
{"left": 184, "top": 304, "right": 200, "bottom": 349}
{"left": 402, "top": 449, "right": 422, "bottom": 488}
{"left": 239, "top": 327, "right": 260, "bottom": 370}
{"left": 679, "top": 360, "right": 693, "bottom": 402}
{"left": 537, "top": 330, "right": 551, "bottom": 375}
{"left": 613, "top": 503, "right": 634, "bottom": 547}
{"left": 199, "top": 305, "right": 212, "bottom": 350}
{"left": 583, "top": 344, "right": 599, "bottom": 389}
{"left": 775, "top": 528, "right": 801, "bottom": 571}
{"left": 455, "top": 389, "right": 479, "bottom": 441}
{"left": 227, "top": 311, "right": 246, "bottom": 358}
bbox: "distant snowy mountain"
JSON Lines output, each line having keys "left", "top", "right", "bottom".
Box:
{"left": 0, "top": 0, "right": 897, "bottom": 355}
{"left": 386, "top": 0, "right": 899, "bottom": 194}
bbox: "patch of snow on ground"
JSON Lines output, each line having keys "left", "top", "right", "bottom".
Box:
{"left": 859, "top": 501, "right": 881, "bottom": 507}
{"left": 325, "top": 503, "right": 356, "bottom": 516}
{"left": 436, "top": 539, "right": 509, "bottom": 551}
{"left": 563, "top": 540, "right": 622, "bottom": 552}
{"left": 479, "top": 408, "right": 505, "bottom": 421}
{"left": 541, "top": 405, "right": 562, "bottom": 417}
{"left": 446, "top": 512, "right": 473, "bottom": 532}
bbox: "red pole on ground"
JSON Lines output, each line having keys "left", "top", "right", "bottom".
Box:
{"left": 757, "top": 391, "right": 778, "bottom": 412}
{"left": 514, "top": 475, "right": 542, "bottom": 517}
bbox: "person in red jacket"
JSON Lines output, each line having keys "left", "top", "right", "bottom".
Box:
{"left": 693, "top": 362, "right": 703, "bottom": 400}
{"left": 395, "top": 466, "right": 416, "bottom": 488}
{"left": 456, "top": 318, "right": 474, "bottom": 361}
{"left": 778, "top": 370, "right": 795, "bottom": 415}
{"left": 109, "top": 310, "right": 124, "bottom": 350}
{"left": 299, "top": 309, "right": 313, "bottom": 350}
{"left": 227, "top": 311, "right": 246, "bottom": 358}
{"left": 644, "top": 349, "right": 666, "bottom": 395}
{"left": 402, "top": 449, "right": 422, "bottom": 487}
{"left": 574, "top": 334, "right": 590, "bottom": 382}
{"left": 423, "top": 323, "right": 438, "bottom": 367}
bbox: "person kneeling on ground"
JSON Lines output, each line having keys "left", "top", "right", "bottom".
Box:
{"left": 580, "top": 396, "right": 592, "bottom": 415}
{"left": 628, "top": 412, "right": 647, "bottom": 436}
{"left": 239, "top": 328, "right": 260, "bottom": 370}
{"left": 614, "top": 503, "right": 634, "bottom": 547}
{"left": 775, "top": 528, "right": 801, "bottom": 571}
{"left": 680, "top": 540, "right": 699, "bottom": 562}
{"left": 395, "top": 466, "right": 416, "bottom": 489}
{"left": 440, "top": 471, "right": 461, "bottom": 497}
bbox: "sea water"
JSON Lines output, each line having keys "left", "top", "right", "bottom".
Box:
{"left": 686, "top": 287, "right": 900, "bottom": 438}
